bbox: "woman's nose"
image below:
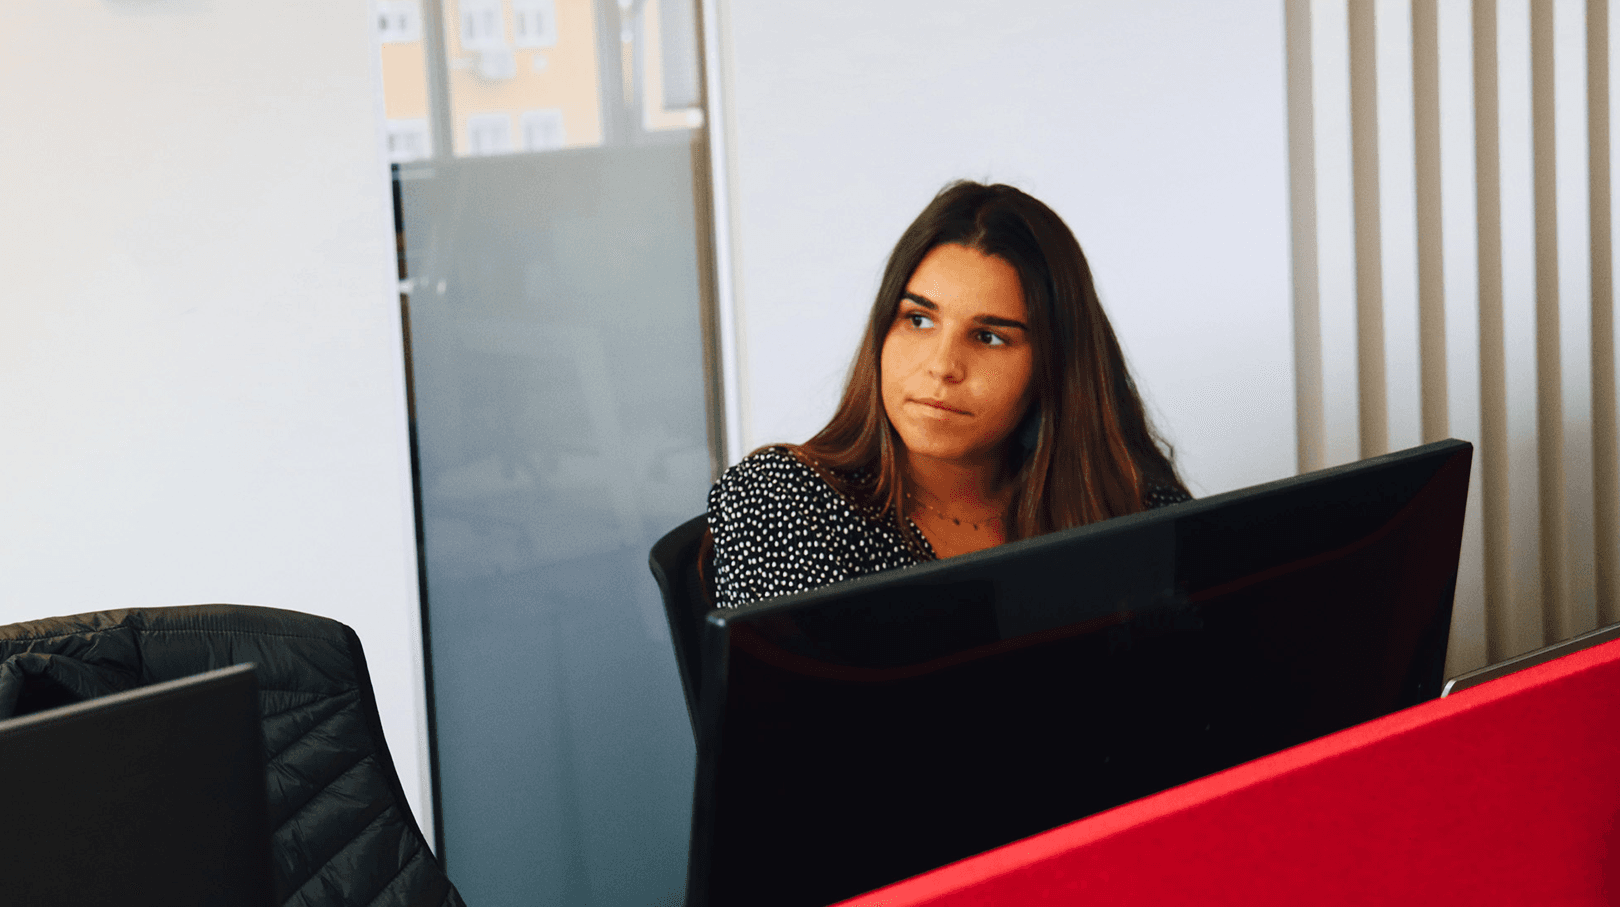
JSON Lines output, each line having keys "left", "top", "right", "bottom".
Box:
{"left": 925, "top": 337, "right": 964, "bottom": 382}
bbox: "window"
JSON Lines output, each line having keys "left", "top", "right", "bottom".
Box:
{"left": 376, "top": 1, "right": 423, "bottom": 44}
{"left": 458, "top": 0, "right": 506, "bottom": 52}
{"left": 520, "top": 109, "right": 567, "bottom": 151}
{"left": 386, "top": 118, "right": 432, "bottom": 162}
{"left": 512, "top": 0, "right": 559, "bottom": 48}
{"left": 466, "top": 112, "right": 514, "bottom": 155}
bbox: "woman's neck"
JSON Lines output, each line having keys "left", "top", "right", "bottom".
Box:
{"left": 903, "top": 450, "right": 1008, "bottom": 511}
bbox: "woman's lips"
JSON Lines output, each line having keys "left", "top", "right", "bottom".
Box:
{"left": 911, "top": 397, "right": 970, "bottom": 415}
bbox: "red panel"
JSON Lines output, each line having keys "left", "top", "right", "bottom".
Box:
{"left": 835, "top": 638, "right": 1620, "bottom": 907}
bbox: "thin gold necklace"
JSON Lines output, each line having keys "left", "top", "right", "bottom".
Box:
{"left": 905, "top": 491, "right": 1004, "bottom": 532}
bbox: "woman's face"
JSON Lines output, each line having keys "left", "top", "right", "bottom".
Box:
{"left": 880, "top": 243, "right": 1035, "bottom": 471}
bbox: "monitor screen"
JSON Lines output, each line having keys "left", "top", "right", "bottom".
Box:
{"left": 0, "top": 663, "right": 271, "bottom": 907}
{"left": 689, "top": 439, "right": 1472, "bottom": 907}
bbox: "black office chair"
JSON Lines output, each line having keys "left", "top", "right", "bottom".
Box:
{"left": 0, "top": 604, "right": 464, "bottom": 907}
{"left": 649, "top": 513, "right": 713, "bottom": 733}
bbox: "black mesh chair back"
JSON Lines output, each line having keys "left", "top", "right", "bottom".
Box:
{"left": 649, "top": 512, "right": 713, "bottom": 733}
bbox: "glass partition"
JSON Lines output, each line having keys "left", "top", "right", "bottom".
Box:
{"left": 379, "top": 1, "right": 714, "bottom": 903}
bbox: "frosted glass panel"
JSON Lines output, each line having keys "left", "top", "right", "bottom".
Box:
{"left": 398, "top": 141, "right": 708, "bottom": 905}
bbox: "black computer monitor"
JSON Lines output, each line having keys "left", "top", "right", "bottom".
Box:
{"left": 0, "top": 663, "right": 272, "bottom": 907}
{"left": 688, "top": 439, "right": 1472, "bottom": 907}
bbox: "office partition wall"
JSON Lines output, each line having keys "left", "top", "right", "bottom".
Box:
{"left": 382, "top": 1, "right": 715, "bottom": 903}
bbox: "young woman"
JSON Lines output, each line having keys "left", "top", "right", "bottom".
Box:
{"left": 707, "top": 181, "right": 1189, "bottom": 608}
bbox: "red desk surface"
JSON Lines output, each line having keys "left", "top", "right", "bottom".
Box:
{"left": 836, "top": 638, "right": 1620, "bottom": 906}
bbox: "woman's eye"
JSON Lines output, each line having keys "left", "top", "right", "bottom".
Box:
{"left": 906, "top": 312, "right": 934, "bottom": 329}
{"left": 977, "top": 330, "right": 1006, "bottom": 347}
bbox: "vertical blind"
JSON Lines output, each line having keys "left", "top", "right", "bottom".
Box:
{"left": 1285, "top": 0, "right": 1620, "bottom": 675}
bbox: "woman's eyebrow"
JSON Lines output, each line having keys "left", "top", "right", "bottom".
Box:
{"left": 977, "top": 315, "right": 1028, "bottom": 331}
{"left": 903, "top": 290, "right": 1027, "bottom": 331}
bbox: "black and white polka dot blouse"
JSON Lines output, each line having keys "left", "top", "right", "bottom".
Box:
{"left": 707, "top": 446, "right": 1191, "bottom": 609}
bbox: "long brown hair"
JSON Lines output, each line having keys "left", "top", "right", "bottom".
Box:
{"left": 784, "top": 180, "right": 1186, "bottom": 550}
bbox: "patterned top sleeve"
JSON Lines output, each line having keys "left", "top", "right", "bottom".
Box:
{"left": 705, "top": 447, "right": 1190, "bottom": 609}
{"left": 1144, "top": 485, "right": 1192, "bottom": 508}
{"left": 707, "top": 448, "right": 924, "bottom": 608}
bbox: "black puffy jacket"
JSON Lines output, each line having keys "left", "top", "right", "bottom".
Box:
{"left": 0, "top": 604, "right": 465, "bottom": 907}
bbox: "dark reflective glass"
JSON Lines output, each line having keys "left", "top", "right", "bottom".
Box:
{"left": 691, "top": 440, "right": 1472, "bottom": 907}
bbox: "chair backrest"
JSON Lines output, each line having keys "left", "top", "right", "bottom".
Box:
{"left": 0, "top": 605, "right": 465, "bottom": 907}
{"left": 649, "top": 512, "right": 713, "bottom": 732}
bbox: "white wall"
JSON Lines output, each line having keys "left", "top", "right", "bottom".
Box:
{"left": 715, "top": 0, "right": 1298, "bottom": 496}
{"left": 0, "top": 1, "right": 431, "bottom": 835}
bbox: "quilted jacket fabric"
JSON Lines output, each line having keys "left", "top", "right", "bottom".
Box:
{"left": 0, "top": 605, "right": 465, "bottom": 907}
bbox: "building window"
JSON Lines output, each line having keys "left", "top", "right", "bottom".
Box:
{"left": 466, "top": 112, "right": 514, "bottom": 155}
{"left": 513, "top": 0, "right": 559, "bottom": 48}
{"left": 458, "top": 0, "right": 506, "bottom": 52}
{"left": 376, "top": 0, "right": 423, "bottom": 44}
{"left": 520, "top": 109, "right": 567, "bottom": 151}
{"left": 387, "top": 118, "right": 433, "bottom": 162}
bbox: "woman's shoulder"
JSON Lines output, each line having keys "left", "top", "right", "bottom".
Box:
{"left": 706, "top": 447, "right": 881, "bottom": 608}
{"left": 712, "top": 446, "right": 824, "bottom": 499}
{"left": 717, "top": 445, "right": 815, "bottom": 479}
{"left": 709, "top": 446, "right": 848, "bottom": 518}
